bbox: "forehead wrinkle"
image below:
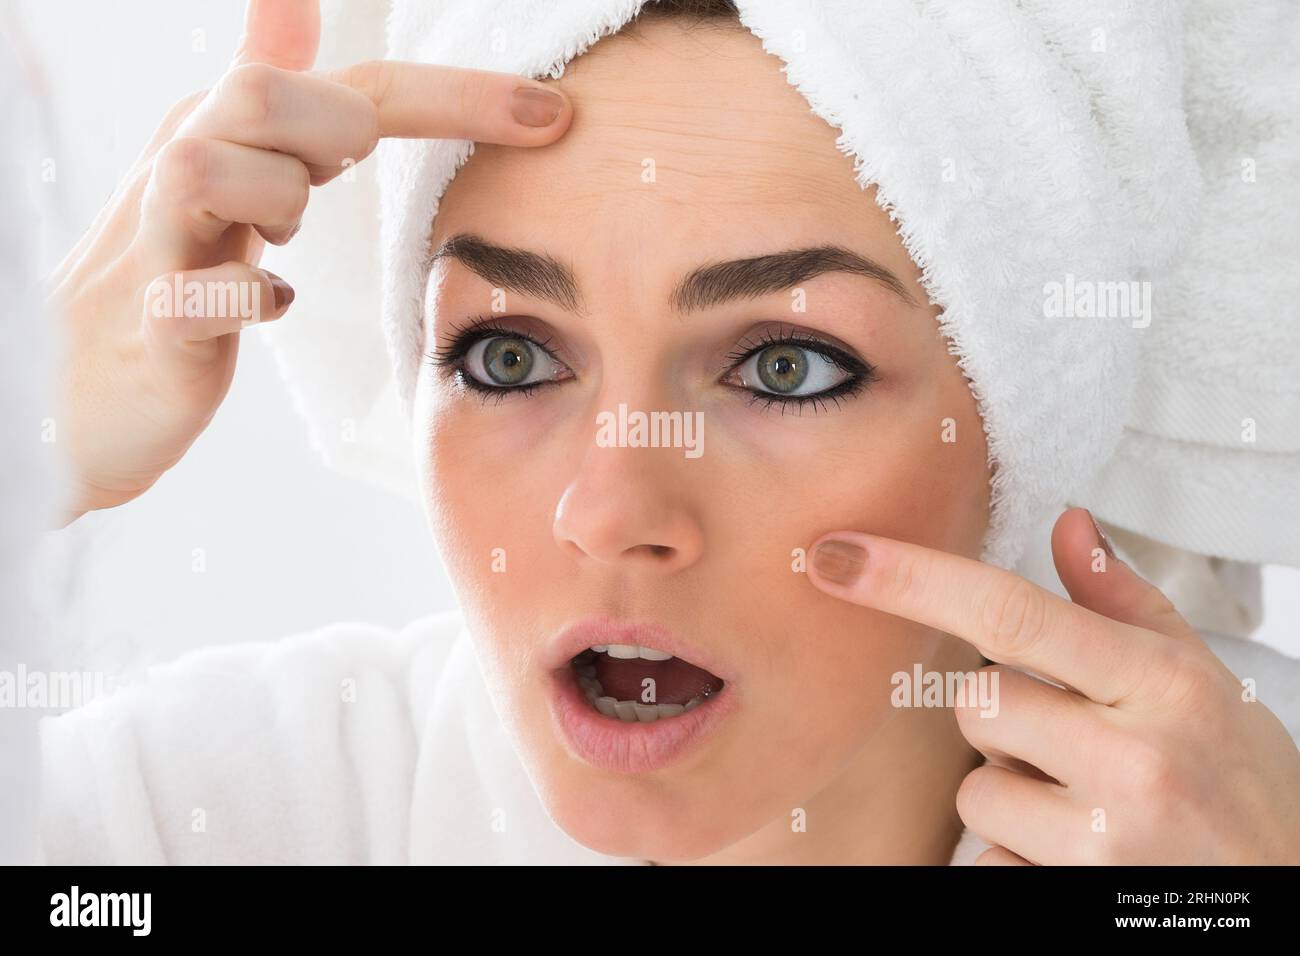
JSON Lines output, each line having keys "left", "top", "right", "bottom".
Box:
{"left": 564, "top": 157, "right": 854, "bottom": 215}
{"left": 429, "top": 22, "right": 896, "bottom": 319}
{"left": 562, "top": 96, "right": 831, "bottom": 151}
{"left": 538, "top": 110, "right": 848, "bottom": 196}
{"left": 543, "top": 85, "right": 850, "bottom": 191}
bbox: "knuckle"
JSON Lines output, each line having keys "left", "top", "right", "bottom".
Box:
{"left": 1140, "top": 646, "right": 1223, "bottom": 715}
{"left": 285, "top": 161, "right": 311, "bottom": 216}
{"left": 979, "top": 578, "right": 1046, "bottom": 658}
{"left": 1142, "top": 584, "right": 1181, "bottom": 620}
{"left": 953, "top": 765, "right": 994, "bottom": 825}
{"left": 329, "top": 63, "right": 384, "bottom": 159}
{"left": 1118, "top": 737, "right": 1178, "bottom": 802}
{"left": 881, "top": 547, "right": 929, "bottom": 603}
{"left": 952, "top": 666, "right": 999, "bottom": 726}
{"left": 951, "top": 676, "right": 987, "bottom": 728}
{"left": 953, "top": 694, "right": 979, "bottom": 731}
{"left": 221, "top": 61, "right": 279, "bottom": 128}
{"left": 450, "top": 70, "right": 490, "bottom": 120}
{"left": 1139, "top": 585, "right": 1195, "bottom": 637}
{"left": 351, "top": 98, "right": 381, "bottom": 159}
{"left": 152, "top": 137, "right": 210, "bottom": 201}
{"left": 141, "top": 271, "right": 185, "bottom": 326}
{"left": 337, "top": 60, "right": 391, "bottom": 112}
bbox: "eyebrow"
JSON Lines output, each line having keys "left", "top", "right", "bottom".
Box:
{"left": 671, "top": 245, "right": 918, "bottom": 311}
{"left": 430, "top": 233, "right": 583, "bottom": 312}
{"left": 429, "top": 232, "right": 918, "bottom": 314}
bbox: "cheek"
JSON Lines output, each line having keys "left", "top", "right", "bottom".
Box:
{"left": 701, "top": 371, "right": 987, "bottom": 771}
{"left": 422, "top": 410, "right": 537, "bottom": 593}
{"left": 703, "top": 360, "right": 988, "bottom": 565}
{"left": 416, "top": 388, "right": 574, "bottom": 660}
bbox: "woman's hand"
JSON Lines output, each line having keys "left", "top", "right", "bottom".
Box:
{"left": 46, "top": 0, "right": 572, "bottom": 522}
{"left": 807, "top": 507, "right": 1300, "bottom": 864}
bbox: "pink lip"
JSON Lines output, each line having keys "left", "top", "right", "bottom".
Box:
{"left": 545, "top": 616, "right": 738, "bottom": 775}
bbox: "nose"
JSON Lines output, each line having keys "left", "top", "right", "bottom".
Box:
{"left": 553, "top": 442, "right": 705, "bottom": 574}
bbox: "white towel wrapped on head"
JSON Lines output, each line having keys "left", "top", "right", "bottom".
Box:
{"left": 259, "top": 0, "right": 1300, "bottom": 634}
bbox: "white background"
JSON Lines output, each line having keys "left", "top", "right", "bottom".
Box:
{"left": 12, "top": 0, "right": 1297, "bottom": 668}
{"left": 15, "top": 0, "right": 454, "bottom": 674}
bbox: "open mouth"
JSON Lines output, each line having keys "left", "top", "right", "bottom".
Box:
{"left": 569, "top": 643, "right": 726, "bottom": 722}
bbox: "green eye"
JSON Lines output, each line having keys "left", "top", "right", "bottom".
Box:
{"left": 482, "top": 336, "right": 533, "bottom": 384}
{"left": 755, "top": 345, "right": 809, "bottom": 393}
{"left": 734, "top": 342, "right": 852, "bottom": 398}
{"left": 465, "top": 335, "right": 558, "bottom": 388}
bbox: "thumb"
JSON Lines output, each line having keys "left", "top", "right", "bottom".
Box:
{"left": 1052, "top": 507, "right": 1199, "bottom": 642}
{"left": 232, "top": 0, "right": 321, "bottom": 70}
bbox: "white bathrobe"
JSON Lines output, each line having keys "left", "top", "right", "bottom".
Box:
{"left": 36, "top": 609, "right": 1300, "bottom": 865}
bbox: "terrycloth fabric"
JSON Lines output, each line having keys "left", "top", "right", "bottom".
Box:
{"left": 36, "top": 607, "right": 1300, "bottom": 864}
{"left": 1015, "top": 510, "right": 1266, "bottom": 642}
{"left": 38, "top": 611, "right": 637, "bottom": 864}
{"left": 258, "top": 0, "right": 1300, "bottom": 581}
{"left": 1073, "top": 1, "right": 1300, "bottom": 568}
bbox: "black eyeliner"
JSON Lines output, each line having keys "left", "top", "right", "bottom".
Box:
{"left": 425, "top": 318, "right": 877, "bottom": 413}
{"left": 428, "top": 314, "right": 557, "bottom": 368}
{"left": 722, "top": 327, "right": 870, "bottom": 377}
{"left": 720, "top": 327, "right": 876, "bottom": 413}
{"left": 425, "top": 315, "right": 568, "bottom": 400}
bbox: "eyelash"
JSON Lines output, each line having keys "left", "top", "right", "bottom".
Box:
{"left": 721, "top": 328, "right": 875, "bottom": 415}
{"left": 425, "top": 317, "right": 876, "bottom": 413}
{"left": 427, "top": 315, "right": 561, "bottom": 404}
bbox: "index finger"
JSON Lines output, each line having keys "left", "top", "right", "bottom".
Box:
{"left": 807, "top": 531, "right": 1166, "bottom": 706}
{"left": 326, "top": 61, "right": 573, "bottom": 144}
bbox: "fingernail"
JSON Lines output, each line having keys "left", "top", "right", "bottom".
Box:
{"left": 812, "top": 539, "right": 866, "bottom": 586}
{"left": 1089, "top": 510, "right": 1115, "bottom": 559}
{"left": 265, "top": 272, "right": 294, "bottom": 312}
{"left": 511, "top": 86, "right": 564, "bottom": 127}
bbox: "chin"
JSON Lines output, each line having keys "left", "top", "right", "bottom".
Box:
{"left": 531, "top": 766, "right": 747, "bottom": 862}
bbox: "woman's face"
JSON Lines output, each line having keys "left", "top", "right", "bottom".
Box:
{"left": 414, "top": 18, "right": 991, "bottom": 861}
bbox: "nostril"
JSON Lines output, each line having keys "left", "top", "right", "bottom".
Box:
{"left": 557, "top": 539, "right": 587, "bottom": 560}
{"left": 622, "top": 543, "right": 675, "bottom": 561}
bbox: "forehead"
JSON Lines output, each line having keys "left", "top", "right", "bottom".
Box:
{"left": 432, "top": 18, "right": 912, "bottom": 292}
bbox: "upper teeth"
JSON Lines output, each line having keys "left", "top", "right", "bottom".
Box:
{"left": 590, "top": 643, "right": 673, "bottom": 661}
